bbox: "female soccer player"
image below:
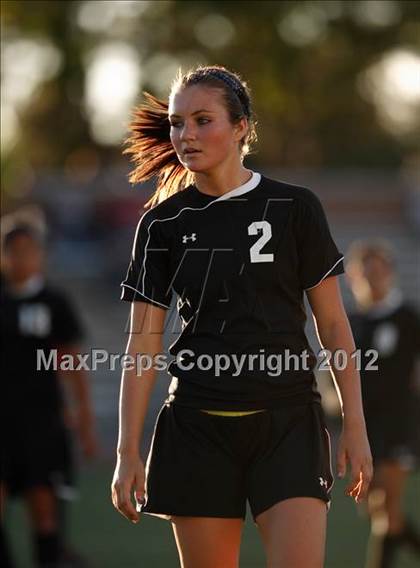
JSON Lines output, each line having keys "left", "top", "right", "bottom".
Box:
{"left": 1, "top": 216, "right": 97, "bottom": 568}
{"left": 111, "top": 65, "right": 373, "bottom": 568}
{"left": 347, "top": 241, "right": 420, "bottom": 568}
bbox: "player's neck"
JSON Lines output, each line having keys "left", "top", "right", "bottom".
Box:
{"left": 369, "top": 289, "right": 389, "bottom": 304}
{"left": 193, "top": 164, "right": 252, "bottom": 197}
{"left": 7, "top": 274, "right": 45, "bottom": 297}
{"left": 362, "top": 288, "right": 402, "bottom": 314}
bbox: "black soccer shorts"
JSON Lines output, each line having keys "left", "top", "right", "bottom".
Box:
{"left": 365, "top": 408, "right": 420, "bottom": 471}
{"left": 137, "top": 400, "right": 334, "bottom": 522}
{"left": 2, "top": 421, "right": 76, "bottom": 497}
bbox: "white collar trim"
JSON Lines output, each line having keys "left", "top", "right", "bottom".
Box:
{"left": 9, "top": 275, "right": 45, "bottom": 298}
{"left": 196, "top": 171, "right": 262, "bottom": 201}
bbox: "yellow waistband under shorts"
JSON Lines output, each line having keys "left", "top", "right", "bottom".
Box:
{"left": 199, "top": 409, "right": 267, "bottom": 416}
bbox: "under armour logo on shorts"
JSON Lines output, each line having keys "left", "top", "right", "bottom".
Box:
{"left": 319, "top": 477, "right": 328, "bottom": 488}
{"left": 182, "top": 233, "right": 197, "bottom": 243}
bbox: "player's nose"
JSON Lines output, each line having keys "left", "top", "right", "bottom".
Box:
{"left": 179, "top": 122, "right": 197, "bottom": 142}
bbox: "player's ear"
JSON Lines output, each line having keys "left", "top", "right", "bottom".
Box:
{"left": 233, "top": 117, "right": 248, "bottom": 141}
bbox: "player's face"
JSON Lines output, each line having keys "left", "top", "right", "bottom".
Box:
{"left": 3, "top": 234, "right": 44, "bottom": 283}
{"left": 347, "top": 254, "right": 394, "bottom": 305}
{"left": 361, "top": 255, "right": 393, "bottom": 294}
{"left": 347, "top": 255, "right": 393, "bottom": 304}
{"left": 169, "top": 85, "right": 246, "bottom": 173}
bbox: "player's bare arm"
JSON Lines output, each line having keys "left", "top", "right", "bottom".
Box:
{"left": 111, "top": 301, "right": 166, "bottom": 523}
{"left": 307, "top": 275, "right": 373, "bottom": 503}
{"left": 58, "top": 343, "right": 97, "bottom": 458}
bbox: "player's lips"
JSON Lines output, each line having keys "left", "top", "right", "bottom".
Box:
{"left": 183, "top": 148, "right": 201, "bottom": 155}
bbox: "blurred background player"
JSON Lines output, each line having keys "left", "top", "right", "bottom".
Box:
{"left": 346, "top": 239, "right": 420, "bottom": 568}
{"left": 0, "top": 209, "right": 97, "bottom": 567}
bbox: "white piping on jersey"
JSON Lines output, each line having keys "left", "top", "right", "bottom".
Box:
{"left": 121, "top": 283, "right": 171, "bottom": 309}
{"left": 121, "top": 171, "right": 263, "bottom": 307}
{"left": 304, "top": 255, "right": 344, "bottom": 291}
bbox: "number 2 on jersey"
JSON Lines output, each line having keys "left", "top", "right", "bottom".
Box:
{"left": 248, "top": 221, "right": 274, "bottom": 263}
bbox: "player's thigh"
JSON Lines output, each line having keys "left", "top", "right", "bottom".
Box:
{"left": 170, "top": 515, "right": 243, "bottom": 568}
{"left": 368, "top": 461, "right": 408, "bottom": 533}
{"left": 255, "top": 497, "right": 327, "bottom": 568}
{"left": 377, "top": 461, "right": 408, "bottom": 525}
{"left": 25, "top": 485, "right": 58, "bottom": 531}
{"left": 372, "top": 462, "right": 408, "bottom": 505}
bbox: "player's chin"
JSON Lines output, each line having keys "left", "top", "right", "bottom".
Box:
{"left": 181, "top": 158, "right": 208, "bottom": 172}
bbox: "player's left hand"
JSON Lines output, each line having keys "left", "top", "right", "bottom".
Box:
{"left": 336, "top": 419, "right": 373, "bottom": 503}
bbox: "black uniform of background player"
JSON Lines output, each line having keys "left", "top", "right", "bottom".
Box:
{"left": 1, "top": 277, "right": 84, "bottom": 497}
{"left": 347, "top": 242, "right": 420, "bottom": 568}
{"left": 349, "top": 292, "right": 420, "bottom": 469}
{"left": 120, "top": 170, "right": 345, "bottom": 520}
{"left": 0, "top": 224, "right": 88, "bottom": 568}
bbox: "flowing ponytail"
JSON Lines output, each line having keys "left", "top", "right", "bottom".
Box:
{"left": 122, "top": 91, "right": 194, "bottom": 209}
{"left": 123, "top": 65, "right": 257, "bottom": 210}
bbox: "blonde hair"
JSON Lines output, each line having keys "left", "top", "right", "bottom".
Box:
{"left": 346, "top": 239, "right": 396, "bottom": 270}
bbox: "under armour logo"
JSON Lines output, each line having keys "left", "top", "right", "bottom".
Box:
{"left": 182, "top": 233, "right": 197, "bottom": 243}
{"left": 319, "top": 477, "right": 328, "bottom": 488}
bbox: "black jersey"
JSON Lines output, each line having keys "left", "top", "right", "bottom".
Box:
{"left": 120, "top": 172, "right": 344, "bottom": 410}
{"left": 349, "top": 292, "right": 420, "bottom": 414}
{"left": 1, "top": 277, "right": 84, "bottom": 426}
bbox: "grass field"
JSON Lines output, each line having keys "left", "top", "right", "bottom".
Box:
{"left": 5, "top": 460, "right": 419, "bottom": 567}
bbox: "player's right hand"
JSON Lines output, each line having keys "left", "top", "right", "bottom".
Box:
{"left": 336, "top": 420, "right": 373, "bottom": 504}
{"left": 111, "top": 453, "right": 145, "bottom": 523}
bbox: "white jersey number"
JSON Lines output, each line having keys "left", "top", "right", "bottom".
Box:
{"left": 18, "top": 304, "right": 52, "bottom": 337}
{"left": 248, "top": 221, "right": 274, "bottom": 263}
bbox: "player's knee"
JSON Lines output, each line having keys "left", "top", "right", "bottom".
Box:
{"left": 386, "top": 512, "right": 405, "bottom": 535}
{"left": 367, "top": 487, "right": 386, "bottom": 515}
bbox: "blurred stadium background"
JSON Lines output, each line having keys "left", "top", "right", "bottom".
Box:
{"left": 1, "top": 1, "right": 419, "bottom": 566}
